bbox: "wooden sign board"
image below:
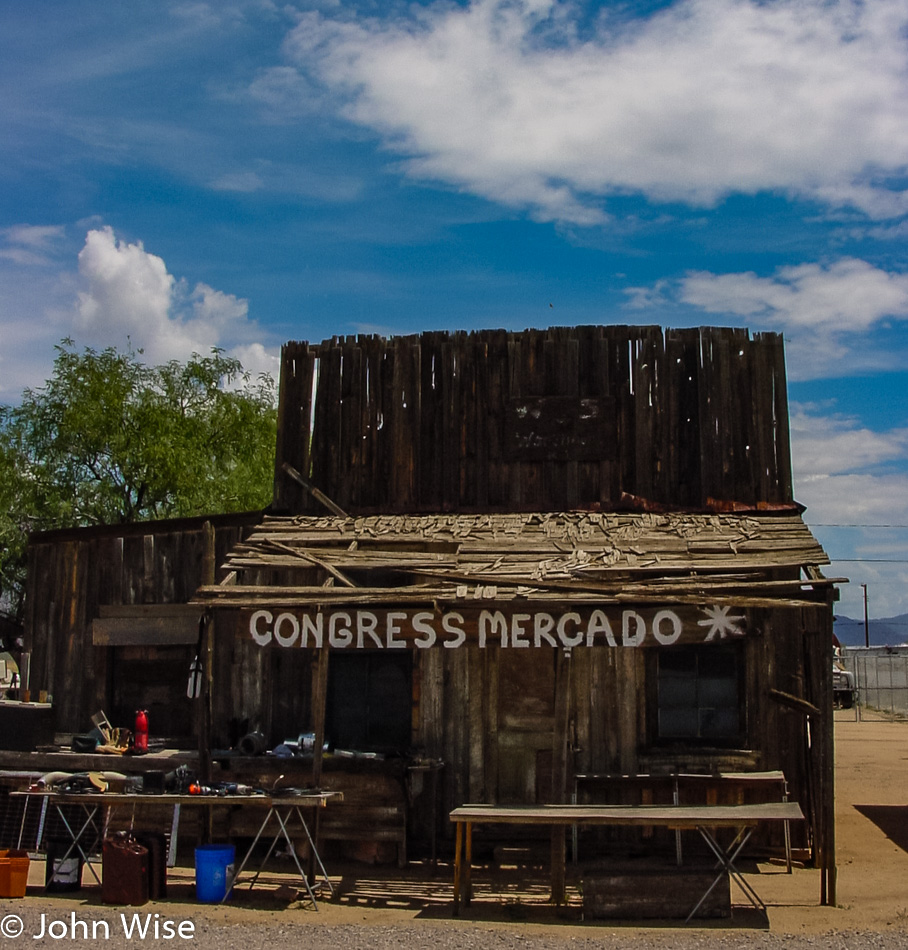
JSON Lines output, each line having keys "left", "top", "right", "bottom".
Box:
{"left": 239, "top": 604, "right": 749, "bottom": 651}
{"left": 506, "top": 396, "right": 616, "bottom": 461}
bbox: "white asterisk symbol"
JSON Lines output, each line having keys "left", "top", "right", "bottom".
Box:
{"left": 698, "top": 604, "right": 746, "bottom": 641}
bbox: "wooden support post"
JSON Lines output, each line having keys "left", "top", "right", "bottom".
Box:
{"left": 198, "top": 522, "right": 216, "bottom": 842}
{"left": 308, "top": 646, "right": 330, "bottom": 882}
{"left": 311, "top": 648, "right": 329, "bottom": 789}
{"left": 819, "top": 600, "right": 837, "bottom": 906}
{"left": 550, "top": 648, "right": 572, "bottom": 905}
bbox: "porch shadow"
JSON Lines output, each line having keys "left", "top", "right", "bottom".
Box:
{"left": 853, "top": 805, "right": 908, "bottom": 854}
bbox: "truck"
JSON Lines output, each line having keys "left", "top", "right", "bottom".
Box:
{"left": 833, "top": 662, "right": 856, "bottom": 708}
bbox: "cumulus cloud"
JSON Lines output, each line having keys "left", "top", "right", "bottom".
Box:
{"left": 680, "top": 260, "right": 908, "bottom": 334}
{"left": 791, "top": 408, "right": 908, "bottom": 481}
{"left": 625, "top": 258, "right": 908, "bottom": 380}
{"left": 284, "top": 0, "right": 908, "bottom": 224}
{"left": 75, "top": 226, "right": 279, "bottom": 378}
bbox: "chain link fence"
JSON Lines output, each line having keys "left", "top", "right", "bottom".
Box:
{"left": 838, "top": 649, "right": 908, "bottom": 721}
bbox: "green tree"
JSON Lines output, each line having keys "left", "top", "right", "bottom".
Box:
{"left": 0, "top": 340, "right": 277, "bottom": 621}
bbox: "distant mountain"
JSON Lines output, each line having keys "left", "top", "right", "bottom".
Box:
{"left": 834, "top": 613, "right": 908, "bottom": 647}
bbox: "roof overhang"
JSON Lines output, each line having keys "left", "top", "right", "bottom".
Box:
{"left": 192, "top": 511, "right": 844, "bottom": 612}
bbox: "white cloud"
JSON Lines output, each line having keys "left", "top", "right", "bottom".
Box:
{"left": 246, "top": 66, "right": 324, "bottom": 120}
{"left": 285, "top": 0, "right": 908, "bottom": 224}
{"left": 0, "top": 225, "right": 66, "bottom": 266}
{"left": 680, "top": 260, "right": 908, "bottom": 334}
{"left": 0, "top": 225, "right": 280, "bottom": 401}
{"left": 790, "top": 408, "right": 908, "bottom": 618}
{"left": 791, "top": 408, "right": 908, "bottom": 481}
{"left": 74, "top": 226, "right": 279, "bottom": 377}
{"left": 210, "top": 171, "right": 265, "bottom": 192}
{"left": 624, "top": 258, "right": 908, "bottom": 380}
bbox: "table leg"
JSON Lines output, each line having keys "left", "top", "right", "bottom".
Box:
{"left": 271, "top": 807, "right": 320, "bottom": 908}
{"left": 225, "top": 808, "right": 273, "bottom": 900}
{"left": 292, "top": 805, "right": 334, "bottom": 897}
{"left": 50, "top": 804, "right": 102, "bottom": 887}
{"left": 673, "top": 776, "right": 683, "bottom": 866}
{"left": 686, "top": 825, "right": 762, "bottom": 923}
{"left": 430, "top": 769, "right": 439, "bottom": 868}
{"left": 464, "top": 821, "right": 473, "bottom": 904}
{"left": 168, "top": 805, "right": 181, "bottom": 868}
{"left": 550, "top": 825, "right": 566, "bottom": 904}
{"left": 453, "top": 821, "right": 463, "bottom": 916}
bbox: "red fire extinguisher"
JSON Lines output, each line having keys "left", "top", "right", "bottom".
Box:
{"left": 134, "top": 710, "right": 149, "bottom": 753}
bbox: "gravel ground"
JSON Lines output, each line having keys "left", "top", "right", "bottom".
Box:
{"left": 4, "top": 898, "right": 908, "bottom": 950}
{"left": 4, "top": 719, "right": 908, "bottom": 948}
{"left": 0, "top": 900, "right": 908, "bottom": 950}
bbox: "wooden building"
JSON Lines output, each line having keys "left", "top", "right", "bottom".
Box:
{"left": 20, "top": 325, "right": 839, "bottom": 901}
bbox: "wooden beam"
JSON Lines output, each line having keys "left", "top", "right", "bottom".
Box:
{"left": 281, "top": 462, "right": 349, "bottom": 518}
{"left": 198, "top": 522, "right": 215, "bottom": 795}
{"left": 92, "top": 616, "right": 199, "bottom": 646}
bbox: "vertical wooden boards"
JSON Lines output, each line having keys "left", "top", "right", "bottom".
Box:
{"left": 467, "top": 647, "right": 485, "bottom": 802}
{"left": 770, "top": 332, "right": 793, "bottom": 503}
{"left": 277, "top": 326, "right": 792, "bottom": 515}
{"left": 665, "top": 328, "right": 702, "bottom": 506}
{"left": 802, "top": 603, "right": 836, "bottom": 905}
{"left": 23, "top": 515, "right": 260, "bottom": 740}
{"left": 273, "top": 343, "right": 316, "bottom": 512}
{"left": 444, "top": 648, "right": 469, "bottom": 817}
{"left": 415, "top": 646, "right": 445, "bottom": 754}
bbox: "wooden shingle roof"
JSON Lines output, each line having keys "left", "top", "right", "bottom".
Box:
{"left": 192, "top": 511, "right": 841, "bottom": 610}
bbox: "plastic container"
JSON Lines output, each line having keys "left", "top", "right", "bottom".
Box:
{"left": 45, "top": 838, "right": 83, "bottom": 892}
{"left": 195, "top": 844, "right": 235, "bottom": 903}
{"left": 0, "top": 849, "right": 30, "bottom": 898}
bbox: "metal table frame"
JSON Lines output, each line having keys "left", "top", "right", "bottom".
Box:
{"left": 225, "top": 793, "right": 337, "bottom": 908}
{"left": 572, "top": 770, "right": 793, "bottom": 871}
{"left": 12, "top": 789, "right": 341, "bottom": 906}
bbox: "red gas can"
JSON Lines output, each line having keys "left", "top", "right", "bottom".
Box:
{"left": 134, "top": 710, "right": 148, "bottom": 753}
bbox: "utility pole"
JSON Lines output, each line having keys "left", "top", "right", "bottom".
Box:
{"left": 861, "top": 583, "right": 870, "bottom": 648}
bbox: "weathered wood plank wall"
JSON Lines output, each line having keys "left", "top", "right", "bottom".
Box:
{"left": 415, "top": 605, "right": 815, "bottom": 851}
{"left": 24, "top": 514, "right": 262, "bottom": 737}
{"left": 275, "top": 326, "right": 791, "bottom": 514}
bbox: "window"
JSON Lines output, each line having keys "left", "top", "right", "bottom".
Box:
{"left": 656, "top": 644, "right": 743, "bottom": 744}
{"left": 326, "top": 651, "right": 413, "bottom": 754}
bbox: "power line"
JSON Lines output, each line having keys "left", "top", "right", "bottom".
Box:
{"left": 808, "top": 523, "right": 908, "bottom": 529}
{"left": 828, "top": 558, "right": 908, "bottom": 563}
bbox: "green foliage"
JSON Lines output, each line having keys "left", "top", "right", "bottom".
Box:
{"left": 0, "top": 340, "right": 277, "bottom": 620}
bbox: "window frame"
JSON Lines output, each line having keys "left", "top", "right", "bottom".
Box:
{"left": 325, "top": 649, "right": 414, "bottom": 755}
{"left": 648, "top": 642, "right": 747, "bottom": 749}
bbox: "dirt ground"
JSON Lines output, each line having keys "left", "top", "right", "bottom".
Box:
{"left": 6, "top": 714, "right": 908, "bottom": 937}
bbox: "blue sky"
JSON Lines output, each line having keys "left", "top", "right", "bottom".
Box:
{"left": 2, "top": 0, "right": 908, "bottom": 621}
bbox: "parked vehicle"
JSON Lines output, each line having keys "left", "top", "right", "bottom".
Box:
{"left": 833, "top": 662, "right": 856, "bottom": 708}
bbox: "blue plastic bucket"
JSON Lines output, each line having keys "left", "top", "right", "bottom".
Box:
{"left": 195, "top": 844, "right": 235, "bottom": 903}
